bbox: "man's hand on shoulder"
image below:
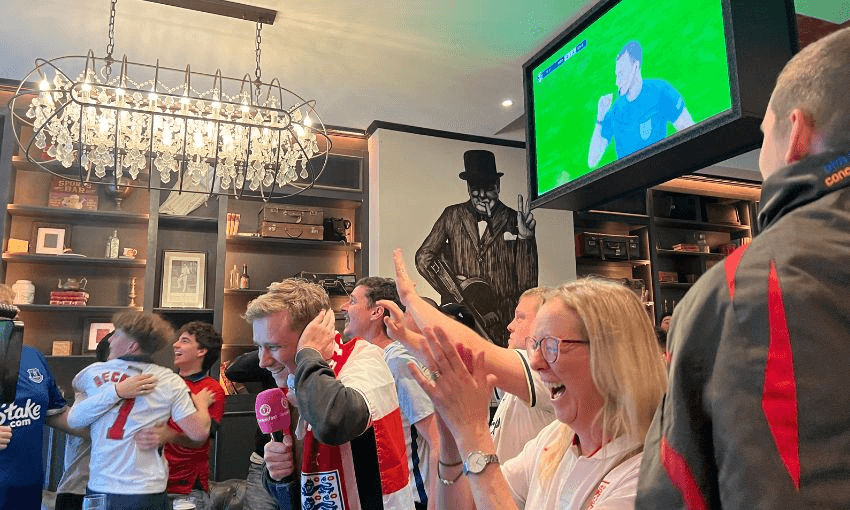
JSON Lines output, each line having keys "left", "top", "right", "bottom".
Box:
{"left": 191, "top": 387, "right": 216, "bottom": 410}
{"left": 116, "top": 373, "right": 157, "bottom": 399}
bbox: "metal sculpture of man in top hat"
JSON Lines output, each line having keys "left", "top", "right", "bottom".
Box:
{"left": 415, "top": 149, "right": 538, "bottom": 347}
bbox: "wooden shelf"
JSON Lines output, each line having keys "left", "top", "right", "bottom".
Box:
{"left": 3, "top": 253, "right": 147, "bottom": 267}
{"left": 656, "top": 249, "right": 726, "bottom": 259}
{"left": 658, "top": 282, "right": 694, "bottom": 289}
{"left": 226, "top": 235, "right": 361, "bottom": 251}
{"left": 224, "top": 289, "right": 266, "bottom": 296}
{"left": 574, "top": 210, "right": 650, "bottom": 226}
{"left": 158, "top": 214, "right": 219, "bottom": 231}
{"left": 153, "top": 307, "right": 214, "bottom": 314}
{"left": 7, "top": 204, "right": 149, "bottom": 224}
{"left": 16, "top": 304, "right": 141, "bottom": 313}
{"left": 575, "top": 256, "right": 650, "bottom": 266}
{"left": 654, "top": 217, "right": 751, "bottom": 233}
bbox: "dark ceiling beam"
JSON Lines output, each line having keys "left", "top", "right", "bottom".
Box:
{"left": 144, "top": 0, "right": 277, "bottom": 24}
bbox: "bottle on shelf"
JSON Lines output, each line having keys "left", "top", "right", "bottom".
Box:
{"left": 105, "top": 229, "right": 120, "bottom": 259}
{"left": 239, "top": 264, "right": 250, "bottom": 289}
{"left": 229, "top": 265, "right": 240, "bottom": 289}
{"left": 697, "top": 232, "right": 709, "bottom": 253}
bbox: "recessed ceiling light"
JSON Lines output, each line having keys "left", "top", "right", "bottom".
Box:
{"left": 501, "top": 99, "right": 514, "bottom": 108}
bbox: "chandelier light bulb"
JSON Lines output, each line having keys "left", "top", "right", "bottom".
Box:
{"left": 39, "top": 79, "right": 50, "bottom": 91}
{"left": 304, "top": 114, "right": 312, "bottom": 127}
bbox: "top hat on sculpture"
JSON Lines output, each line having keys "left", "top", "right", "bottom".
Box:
{"left": 459, "top": 150, "right": 503, "bottom": 185}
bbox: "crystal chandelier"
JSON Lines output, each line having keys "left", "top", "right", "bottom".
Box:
{"left": 8, "top": 0, "right": 331, "bottom": 200}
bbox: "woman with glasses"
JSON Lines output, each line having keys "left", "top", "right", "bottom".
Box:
{"left": 389, "top": 249, "right": 666, "bottom": 509}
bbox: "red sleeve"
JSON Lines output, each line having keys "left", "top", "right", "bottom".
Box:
{"left": 207, "top": 379, "right": 226, "bottom": 424}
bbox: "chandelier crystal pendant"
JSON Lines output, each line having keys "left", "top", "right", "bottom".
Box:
{"left": 9, "top": 0, "right": 331, "bottom": 201}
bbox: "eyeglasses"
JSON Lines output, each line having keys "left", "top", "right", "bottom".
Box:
{"left": 525, "top": 336, "right": 589, "bottom": 363}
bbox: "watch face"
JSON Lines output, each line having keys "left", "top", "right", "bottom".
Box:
{"left": 465, "top": 452, "right": 498, "bottom": 474}
{"left": 469, "top": 453, "right": 487, "bottom": 473}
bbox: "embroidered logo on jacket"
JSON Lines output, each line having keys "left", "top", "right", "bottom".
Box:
{"left": 27, "top": 368, "right": 43, "bottom": 383}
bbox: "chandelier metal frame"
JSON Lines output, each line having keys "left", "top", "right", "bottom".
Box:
{"left": 8, "top": 0, "right": 332, "bottom": 202}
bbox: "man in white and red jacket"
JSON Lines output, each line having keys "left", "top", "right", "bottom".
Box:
{"left": 247, "top": 278, "right": 414, "bottom": 510}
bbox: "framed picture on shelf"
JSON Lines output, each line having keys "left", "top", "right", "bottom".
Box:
{"left": 160, "top": 250, "right": 206, "bottom": 309}
{"left": 84, "top": 319, "right": 114, "bottom": 352}
{"left": 32, "top": 223, "right": 71, "bottom": 254}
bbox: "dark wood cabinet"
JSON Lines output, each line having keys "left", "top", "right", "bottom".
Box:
{"left": 573, "top": 182, "right": 759, "bottom": 324}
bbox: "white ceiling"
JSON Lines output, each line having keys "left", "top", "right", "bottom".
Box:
{"left": 1, "top": 0, "right": 847, "bottom": 179}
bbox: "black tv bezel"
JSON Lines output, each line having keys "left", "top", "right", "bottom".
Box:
{"left": 524, "top": 0, "right": 798, "bottom": 211}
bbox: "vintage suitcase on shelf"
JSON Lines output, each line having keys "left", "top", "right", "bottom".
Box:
{"left": 258, "top": 205, "right": 324, "bottom": 225}
{"left": 575, "top": 232, "right": 602, "bottom": 258}
{"left": 576, "top": 232, "right": 640, "bottom": 260}
{"left": 259, "top": 221, "right": 324, "bottom": 240}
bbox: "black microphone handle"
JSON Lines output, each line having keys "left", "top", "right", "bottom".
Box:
{"left": 270, "top": 430, "right": 285, "bottom": 442}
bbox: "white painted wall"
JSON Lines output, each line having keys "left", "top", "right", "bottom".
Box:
{"left": 368, "top": 128, "right": 576, "bottom": 300}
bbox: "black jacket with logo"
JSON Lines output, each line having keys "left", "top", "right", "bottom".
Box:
{"left": 636, "top": 150, "right": 850, "bottom": 509}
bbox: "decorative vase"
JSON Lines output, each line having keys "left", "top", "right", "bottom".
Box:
{"left": 12, "top": 280, "right": 35, "bottom": 304}
{"left": 104, "top": 176, "right": 134, "bottom": 210}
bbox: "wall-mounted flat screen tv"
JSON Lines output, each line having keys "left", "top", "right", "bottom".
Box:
{"left": 525, "top": 0, "right": 797, "bottom": 211}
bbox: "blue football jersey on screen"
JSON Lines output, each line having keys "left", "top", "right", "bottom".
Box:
{"left": 601, "top": 78, "right": 685, "bottom": 158}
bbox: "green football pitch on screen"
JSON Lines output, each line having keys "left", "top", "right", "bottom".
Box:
{"left": 531, "top": 0, "right": 732, "bottom": 197}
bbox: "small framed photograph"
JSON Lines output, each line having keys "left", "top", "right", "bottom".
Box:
{"left": 160, "top": 250, "right": 206, "bottom": 308}
{"left": 32, "top": 223, "right": 72, "bottom": 254}
{"left": 84, "top": 319, "right": 114, "bottom": 352}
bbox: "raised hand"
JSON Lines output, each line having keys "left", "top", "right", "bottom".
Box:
{"left": 392, "top": 249, "right": 418, "bottom": 306}
{"left": 380, "top": 298, "right": 426, "bottom": 358}
{"left": 597, "top": 93, "right": 613, "bottom": 123}
{"left": 517, "top": 194, "right": 536, "bottom": 239}
{"left": 296, "top": 309, "right": 337, "bottom": 360}
{"left": 408, "top": 325, "right": 497, "bottom": 452}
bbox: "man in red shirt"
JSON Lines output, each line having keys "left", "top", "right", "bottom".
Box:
{"left": 137, "top": 321, "right": 225, "bottom": 510}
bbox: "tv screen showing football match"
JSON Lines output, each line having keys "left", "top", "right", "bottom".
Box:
{"left": 529, "top": 0, "right": 733, "bottom": 199}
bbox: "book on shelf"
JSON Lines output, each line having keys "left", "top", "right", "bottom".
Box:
{"left": 49, "top": 299, "right": 88, "bottom": 306}
{"left": 672, "top": 243, "right": 701, "bottom": 252}
{"left": 49, "top": 290, "right": 90, "bottom": 299}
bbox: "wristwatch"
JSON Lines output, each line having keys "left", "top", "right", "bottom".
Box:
{"left": 463, "top": 451, "right": 499, "bottom": 475}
